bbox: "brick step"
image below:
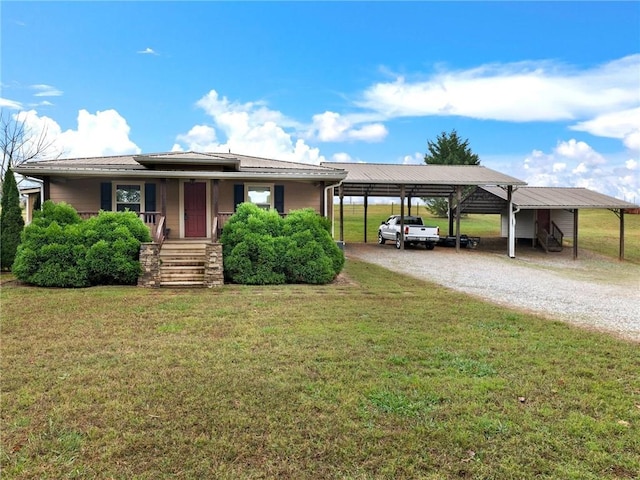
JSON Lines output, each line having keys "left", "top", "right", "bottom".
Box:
{"left": 160, "top": 257, "right": 205, "bottom": 266}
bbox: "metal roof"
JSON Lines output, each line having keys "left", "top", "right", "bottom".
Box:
{"left": 461, "top": 186, "right": 638, "bottom": 212}
{"left": 322, "top": 162, "right": 526, "bottom": 197}
{"left": 15, "top": 151, "right": 348, "bottom": 182}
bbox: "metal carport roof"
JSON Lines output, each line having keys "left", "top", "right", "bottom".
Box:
{"left": 322, "top": 163, "right": 526, "bottom": 197}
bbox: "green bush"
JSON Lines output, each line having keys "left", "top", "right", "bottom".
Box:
{"left": 0, "top": 168, "right": 25, "bottom": 270}
{"left": 12, "top": 201, "right": 151, "bottom": 287}
{"left": 221, "top": 203, "right": 344, "bottom": 285}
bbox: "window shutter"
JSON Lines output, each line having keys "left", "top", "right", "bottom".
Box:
{"left": 144, "top": 183, "right": 156, "bottom": 212}
{"left": 274, "top": 185, "right": 285, "bottom": 214}
{"left": 100, "top": 182, "right": 112, "bottom": 211}
{"left": 233, "top": 184, "right": 244, "bottom": 210}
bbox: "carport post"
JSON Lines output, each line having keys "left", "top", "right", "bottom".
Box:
{"left": 400, "top": 184, "right": 405, "bottom": 250}
{"left": 619, "top": 209, "right": 625, "bottom": 261}
{"left": 339, "top": 184, "right": 344, "bottom": 242}
{"left": 448, "top": 193, "right": 454, "bottom": 236}
{"left": 573, "top": 209, "right": 579, "bottom": 260}
{"left": 363, "top": 194, "right": 368, "bottom": 243}
{"left": 455, "top": 185, "right": 462, "bottom": 252}
{"left": 508, "top": 186, "right": 516, "bottom": 258}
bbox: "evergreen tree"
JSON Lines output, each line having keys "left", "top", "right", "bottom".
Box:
{"left": 0, "top": 168, "right": 25, "bottom": 270}
{"left": 423, "top": 130, "right": 480, "bottom": 217}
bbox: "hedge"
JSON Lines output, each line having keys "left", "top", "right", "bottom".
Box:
{"left": 220, "top": 203, "right": 344, "bottom": 285}
{"left": 13, "top": 201, "right": 151, "bottom": 287}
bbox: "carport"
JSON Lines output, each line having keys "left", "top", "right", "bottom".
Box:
{"left": 321, "top": 163, "right": 527, "bottom": 258}
{"left": 460, "top": 186, "right": 638, "bottom": 260}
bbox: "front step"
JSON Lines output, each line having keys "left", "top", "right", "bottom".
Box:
{"left": 159, "top": 240, "right": 208, "bottom": 287}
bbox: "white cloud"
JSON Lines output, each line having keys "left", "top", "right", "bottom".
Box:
{"left": 31, "top": 84, "right": 63, "bottom": 97}
{"left": 175, "top": 89, "right": 325, "bottom": 164}
{"left": 330, "top": 152, "right": 353, "bottom": 162}
{"left": 508, "top": 139, "right": 639, "bottom": 202}
{"left": 57, "top": 109, "right": 141, "bottom": 158}
{"left": 311, "top": 111, "right": 387, "bottom": 142}
{"left": 0, "top": 97, "right": 23, "bottom": 109}
{"left": 402, "top": 152, "right": 423, "bottom": 165}
{"left": 137, "top": 47, "right": 158, "bottom": 55}
{"left": 16, "top": 109, "right": 140, "bottom": 159}
{"left": 358, "top": 55, "right": 639, "bottom": 123}
{"left": 571, "top": 107, "right": 640, "bottom": 152}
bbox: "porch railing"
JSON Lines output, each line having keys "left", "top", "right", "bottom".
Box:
{"left": 537, "top": 221, "right": 564, "bottom": 253}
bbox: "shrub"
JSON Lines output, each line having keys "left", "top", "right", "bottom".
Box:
{"left": 221, "top": 204, "right": 344, "bottom": 285}
{"left": 0, "top": 168, "right": 25, "bottom": 270}
{"left": 13, "top": 201, "right": 151, "bottom": 287}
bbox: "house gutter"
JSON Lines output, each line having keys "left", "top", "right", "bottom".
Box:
{"left": 324, "top": 180, "right": 344, "bottom": 239}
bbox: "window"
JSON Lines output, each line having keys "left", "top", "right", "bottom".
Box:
{"left": 246, "top": 184, "right": 273, "bottom": 209}
{"left": 115, "top": 184, "right": 142, "bottom": 212}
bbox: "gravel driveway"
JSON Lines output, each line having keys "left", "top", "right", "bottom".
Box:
{"left": 345, "top": 241, "right": 640, "bottom": 343}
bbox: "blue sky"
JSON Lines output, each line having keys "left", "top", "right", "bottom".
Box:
{"left": 2, "top": 1, "right": 639, "bottom": 201}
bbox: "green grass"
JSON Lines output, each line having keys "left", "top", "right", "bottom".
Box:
{"left": 2, "top": 261, "right": 639, "bottom": 479}
{"left": 338, "top": 204, "right": 640, "bottom": 264}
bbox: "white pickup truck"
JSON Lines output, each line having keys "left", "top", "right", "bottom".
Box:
{"left": 378, "top": 215, "right": 440, "bottom": 250}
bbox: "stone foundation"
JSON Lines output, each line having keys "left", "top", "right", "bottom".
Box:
{"left": 204, "top": 243, "right": 224, "bottom": 288}
{"left": 138, "top": 243, "right": 160, "bottom": 287}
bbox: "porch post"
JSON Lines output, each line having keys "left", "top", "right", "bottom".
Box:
{"left": 408, "top": 194, "right": 412, "bottom": 216}
{"left": 160, "top": 178, "right": 167, "bottom": 216}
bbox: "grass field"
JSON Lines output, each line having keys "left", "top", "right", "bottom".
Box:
{"left": 336, "top": 204, "right": 640, "bottom": 264}
{"left": 1, "top": 206, "right": 639, "bottom": 479}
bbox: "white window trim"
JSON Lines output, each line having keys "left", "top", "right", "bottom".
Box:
{"left": 112, "top": 181, "right": 145, "bottom": 213}
{"left": 245, "top": 183, "right": 274, "bottom": 209}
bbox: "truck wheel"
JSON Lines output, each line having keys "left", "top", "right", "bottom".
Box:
{"left": 395, "top": 234, "right": 402, "bottom": 249}
{"left": 425, "top": 242, "right": 435, "bottom": 250}
{"left": 378, "top": 232, "right": 386, "bottom": 245}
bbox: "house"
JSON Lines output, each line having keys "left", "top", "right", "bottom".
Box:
{"left": 16, "top": 151, "right": 347, "bottom": 241}
{"left": 15, "top": 151, "right": 347, "bottom": 287}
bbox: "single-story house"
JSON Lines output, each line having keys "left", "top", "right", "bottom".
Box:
{"left": 16, "top": 151, "right": 347, "bottom": 243}
{"left": 15, "top": 152, "right": 348, "bottom": 287}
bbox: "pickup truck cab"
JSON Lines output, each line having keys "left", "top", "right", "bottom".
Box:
{"left": 378, "top": 215, "right": 440, "bottom": 250}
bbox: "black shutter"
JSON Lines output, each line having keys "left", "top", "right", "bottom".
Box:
{"left": 233, "top": 184, "right": 244, "bottom": 210}
{"left": 100, "top": 182, "right": 112, "bottom": 211}
{"left": 144, "top": 183, "right": 156, "bottom": 212}
{"left": 274, "top": 185, "right": 285, "bottom": 214}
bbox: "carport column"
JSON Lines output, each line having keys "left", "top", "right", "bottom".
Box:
{"left": 619, "top": 209, "right": 625, "bottom": 261}
{"left": 400, "top": 184, "right": 405, "bottom": 250}
{"left": 508, "top": 186, "right": 516, "bottom": 258}
{"left": 455, "top": 186, "right": 462, "bottom": 252}
{"left": 363, "top": 194, "right": 368, "bottom": 243}
{"left": 448, "top": 193, "right": 454, "bottom": 237}
{"left": 339, "top": 184, "right": 344, "bottom": 242}
{"left": 573, "top": 209, "right": 579, "bottom": 260}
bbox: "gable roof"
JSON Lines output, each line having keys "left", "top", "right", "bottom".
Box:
{"left": 14, "top": 151, "right": 348, "bottom": 182}
{"left": 321, "top": 162, "right": 526, "bottom": 197}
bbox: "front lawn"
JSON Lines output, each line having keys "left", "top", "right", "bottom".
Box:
{"left": 1, "top": 260, "right": 638, "bottom": 479}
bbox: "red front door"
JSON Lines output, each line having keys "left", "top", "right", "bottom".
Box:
{"left": 184, "top": 182, "right": 207, "bottom": 237}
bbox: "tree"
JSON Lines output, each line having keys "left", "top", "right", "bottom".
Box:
{"left": 1, "top": 109, "right": 57, "bottom": 193}
{"left": 0, "top": 168, "right": 25, "bottom": 270}
{"left": 423, "top": 130, "right": 480, "bottom": 217}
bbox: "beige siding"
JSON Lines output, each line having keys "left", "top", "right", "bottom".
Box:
{"left": 48, "top": 178, "right": 103, "bottom": 212}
